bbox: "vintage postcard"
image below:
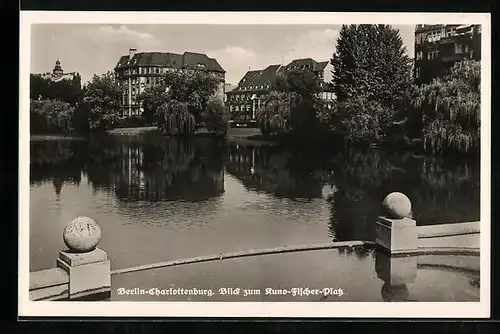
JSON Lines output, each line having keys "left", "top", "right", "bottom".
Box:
{"left": 19, "top": 11, "right": 491, "bottom": 318}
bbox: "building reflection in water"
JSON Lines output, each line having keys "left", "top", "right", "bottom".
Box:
{"left": 30, "top": 135, "right": 480, "bottom": 243}
{"left": 112, "top": 135, "right": 226, "bottom": 202}
{"left": 30, "top": 134, "right": 226, "bottom": 203}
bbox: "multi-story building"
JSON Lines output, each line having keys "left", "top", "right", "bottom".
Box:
{"left": 114, "top": 48, "right": 226, "bottom": 117}
{"left": 414, "top": 24, "right": 481, "bottom": 84}
{"left": 226, "top": 58, "right": 335, "bottom": 121}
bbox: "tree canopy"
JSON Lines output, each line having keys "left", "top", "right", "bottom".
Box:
{"left": 81, "top": 71, "right": 122, "bottom": 131}
{"left": 331, "top": 24, "right": 412, "bottom": 107}
{"left": 413, "top": 59, "right": 480, "bottom": 154}
{"left": 257, "top": 68, "right": 328, "bottom": 139}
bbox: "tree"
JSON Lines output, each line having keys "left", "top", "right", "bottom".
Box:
{"left": 137, "top": 69, "right": 223, "bottom": 133}
{"left": 81, "top": 71, "right": 122, "bottom": 131}
{"left": 30, "top": 99, "right": 75, "bottom": 134}
{"left": 202, "top": 97, "right": 230, "bottom": 136}
{"left": 330, "top": 25, "right": 413, "bottom": 143}
{"left": 257, "top": 68, "right": 329, "bottom": 139}
{"left": 159, "top": 99, "right": 196, "bottom": 136}
{"left": 257, "top": 91, "right": 295, "bottom": 136}
{"left": 413, "top": 59, "right": 480, "bottom": 155}
{"left": 161, "top": 69, "right": 222, "bottom": 120}
{"left": 137, "top": 84, "right": 170, "bottom": 124}
{"left": 30, "top": 73, "right": 82, "bottom": 106}
{"left": 331, "top": 25, "right": 412, "bottom": 106}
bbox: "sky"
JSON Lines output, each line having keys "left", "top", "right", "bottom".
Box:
{"left": 30, "top": 24, "right": 416, "bottom": 85}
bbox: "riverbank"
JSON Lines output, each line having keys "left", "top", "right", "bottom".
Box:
{"left": 30, "top": 134, "right": 87, "bottom": 141}
{"left": 106, "top": 126, "right": 159, "bottom": 135}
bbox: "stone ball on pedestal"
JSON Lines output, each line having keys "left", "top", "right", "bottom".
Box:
{"left": 63, "top": 216, "right": 102, "bottom": 252}
{"left": 382, "top": 192, "right": 412, "bottom": 219}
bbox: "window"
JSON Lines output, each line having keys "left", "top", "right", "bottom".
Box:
{"left": 427, "top": 50, "right": 438, "bottom": 60}
{"left": 235, "top": 105, "right": 240, "bottom": 112}
{"left": 416, "top": 50, "right": 423, "bottom": 60}
{"left": 247, "top": 105, "right": 251, "bottom": 112}
{"left": 454, "top": 43, "right": 463, "bottom": 54}
{"left": 230, "top": 105, "right": 234, "bottom": 112}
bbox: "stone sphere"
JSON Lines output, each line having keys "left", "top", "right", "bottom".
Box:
{"left": 63, "top": 217, "right": 102, "bottom": 252}
{"left": 382, "top": 192, "right": 412, "bottom": 219}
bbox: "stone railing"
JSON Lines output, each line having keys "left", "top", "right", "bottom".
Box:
{"left": 29, "top": 217, "right": 111, "bottom": 301}
{"left": 375, "top": 192, "right": 480, "bottom": 254}
{"left": 29, "top": 192, "right": 480, "bottom": 302}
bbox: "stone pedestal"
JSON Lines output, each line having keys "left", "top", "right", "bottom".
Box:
{"left": 56, "top": 248, "right": 111, "bottom": 300}
{"left": 376, "top": 216, "right": 417, "bottom": 254}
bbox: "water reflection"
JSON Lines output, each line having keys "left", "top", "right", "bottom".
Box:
{"left": 224, "top": 144, "right": 479, "bottom": 242}
{"left": 30, "top": 134, "right": 226, "bottom": 203}
{"left": 226, "top": 144, "right": 329, "bottom": 199}
{"left": 30, "top": 135, "right": 479, "bottom": 243}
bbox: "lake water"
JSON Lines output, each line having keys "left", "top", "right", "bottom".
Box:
{"left": 29, "top": 132, "right": 480, "bottom": 298}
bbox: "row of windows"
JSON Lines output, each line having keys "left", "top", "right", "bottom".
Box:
{"left": 321, "top": 92, "right": 335, "bottom": 100}
{"left": 119, "top": 66, "right": 223, "bottom": 78}
{"left": 126, "top": 77, "right": 162, "bottom": 86}
{"left": 230, "top": 105, "right": 252, "bottom": 112}
{"left": 121, "top": 108, "right": 142, "bottom": 117}
{"left": 415, "top": 43, "right": 471, "bottom": 61}
{"left": 415, "top": 27, "right": 473, "bottom": 45}
{"left": 236, "top": 84, "right": 271, "bottom": 91}
{"left": 229, "top": 94, "right": 260, "bottom": 101}
{"left": 121, "top": 67, "right": 167, "bottom": 76}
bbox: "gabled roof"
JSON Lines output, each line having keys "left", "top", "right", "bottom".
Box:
{"left": 115, "top": 51, "right": 225, "bottom": 73}
{"left": 229, "top": 58, "right": 329, "bottom": 93}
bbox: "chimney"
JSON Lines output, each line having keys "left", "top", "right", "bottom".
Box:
{"left": 129, "top": 48, "right": 137, "bottom": 60}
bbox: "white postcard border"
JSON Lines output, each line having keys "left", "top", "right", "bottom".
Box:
{"left": 19, "top": 11, "right": 492, "bottom": 318}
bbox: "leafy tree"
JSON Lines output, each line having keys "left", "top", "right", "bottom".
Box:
{"left": 202, "top": 97, "right": 230, "bottom": 136}
{"left": 137, "top": 69, "right": 223, "bottom": 134}
{"left": 330, "top": 25, "right": 412, "bottom": 143}
{"left": 30, "top": 73, "right": 82, "bottom": 106}
{"left": 30, "top": 99, "right": 75, "bottom": 134}
{"left": 331, "top": 24, "right": 412, "bottom": 106}
{"left": 137, "top": 84, "right": 169, "bottom": 124}
{"left": 81, "top": 71, "right": 122, "bottom": 131}
{"left": 257, "top": 91, "right": 295, "bottom": 136}
{"left": 258, "top": 68, "right": 329, "bottom": 139}
{"left": 413, "top": 59, "right": 480, "bottom": 155}
{"left": 161, "top": 70, "right": 222, "bottom": 120}
{"left": 159, "top": 99, "right": 196, "bottom": 135}
{"left": 336, "top": 96, "right": 387, "bottom": 144}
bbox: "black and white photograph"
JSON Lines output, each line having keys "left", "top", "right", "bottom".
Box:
{"left": 19, "top": 12, "right": 491, "bottom": 318}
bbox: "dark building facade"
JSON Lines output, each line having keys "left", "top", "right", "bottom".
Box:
{"left": 114, "top": 49, "right": 226, "bottom": 117}
{"left": 414, "top": 24, "right": 481, "bottom": 84}
{"left": 226, "top": 58, "right": 335, "bottom": 121}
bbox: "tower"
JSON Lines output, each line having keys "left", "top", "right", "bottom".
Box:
{"left": 53, "top": 59, "right": 64, "bottom": 76}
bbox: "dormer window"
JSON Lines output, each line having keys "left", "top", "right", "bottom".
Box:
{"left": 197, "top": 63, "right": 205, "bottom": 68}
